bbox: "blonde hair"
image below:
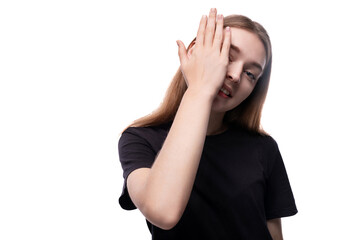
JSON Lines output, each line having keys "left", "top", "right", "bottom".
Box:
{"left": 122, "top": 15, "right": 272, "bottom": 135}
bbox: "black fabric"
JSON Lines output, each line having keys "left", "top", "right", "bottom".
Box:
{"left": 118, "top": 121, "right": 298, "bottom": 239}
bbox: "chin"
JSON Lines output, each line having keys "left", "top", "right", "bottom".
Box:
{"left": 212, "top": 100, "right": 242, "bottom": 113}
{"left": 211, "top": 104, "right": 235, "bottom": 114}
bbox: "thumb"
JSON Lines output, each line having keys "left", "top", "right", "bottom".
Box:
{"left": 176, "top": 40, "right": 188, "bottom": 65}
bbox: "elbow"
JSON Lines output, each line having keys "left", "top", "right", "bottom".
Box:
{"left": 157, "top": 216, "right": 179, "bottom": 230}
{"left": 142, "top": 202, "right": 181, "bottom": 230}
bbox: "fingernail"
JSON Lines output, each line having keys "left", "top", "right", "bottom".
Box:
{"left": 226, "top": 26, "right": 230, "bottom": 31}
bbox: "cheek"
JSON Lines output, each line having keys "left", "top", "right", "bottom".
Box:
{"left": 245, "top": 85, "right": 256, "bottom": 98}
{"left": 235, "top": 81, "right": 255, "bottom": 102}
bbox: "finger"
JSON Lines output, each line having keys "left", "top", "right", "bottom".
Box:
{"left": 204, "top": 8, "right": 217, "bottom": 47}
{"left": 220, "top": 26, "right": 231, "bottom": 59}
{"left": 195, "top": 15, "right": 207, "bottom": 48}
{"left": 176, "top": 40, "right": 188, "bottom": 65}
{"left": 213, "top": 14, "right": 224, "bottom": 51}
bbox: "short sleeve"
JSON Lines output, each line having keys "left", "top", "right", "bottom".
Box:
{"left": 264, "top": 141, "right": 298, "bottom": 220}
{"left": 118, "top": 128, "right": 155, "bottom": 210}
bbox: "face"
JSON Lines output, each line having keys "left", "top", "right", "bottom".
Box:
{"left": 211, "top": 27, "right": 266, "bottom": 114}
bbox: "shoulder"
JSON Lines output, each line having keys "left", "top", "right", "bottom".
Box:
{"left": 119, "top": 121, "right": 172, "bottom": 150}
{"left": 230, "top": 126, "right": 280, "bottom": 155}
{"left": 122, "top": 121, "right": 171, "bottom": 139}
{"left": 260, "top": 134, "right": 279, "bottom": 151}
{"left": 231, "top": 126, "right": 278, "bottom": 146}
{"left": 256, "top": 134, "right": 280, "bottom": 158}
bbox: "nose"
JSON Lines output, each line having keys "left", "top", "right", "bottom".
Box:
{"left": 226, "top": 63, "right": 243, "bottom": 83}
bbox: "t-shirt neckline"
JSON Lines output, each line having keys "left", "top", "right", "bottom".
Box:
{"left": 206, "top": 127, "right": 231, "bottom": 138}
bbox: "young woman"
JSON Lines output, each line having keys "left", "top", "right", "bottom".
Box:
{"left": 118, "top": 8, "right": 298, "bottom": 240}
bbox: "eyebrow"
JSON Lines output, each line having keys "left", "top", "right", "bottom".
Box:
{"left": 230, "top": 44, "right": 264, "bottom": 72}
{"left": 247, "top": 61, "right": 263, "bottom": 72}
{"left": 230, "top": 44, "right": 241, "bottom": 53}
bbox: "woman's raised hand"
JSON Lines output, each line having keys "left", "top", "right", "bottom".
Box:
{"left": 177, "top": 8, "right": 231, "bottom": 99}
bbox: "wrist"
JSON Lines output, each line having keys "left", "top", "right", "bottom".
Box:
{"left": 185, "top": 87, "right": 217, "bottom": 102}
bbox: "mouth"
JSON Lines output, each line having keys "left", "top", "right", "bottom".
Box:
{"left": 219, "top": 88, "right": 231, "bottom": 97}
{"left": 219, "top": 85, "right": 232, "bottom": 98}
{"left": 218, "top": 89, "right": 231, "bottom": 99}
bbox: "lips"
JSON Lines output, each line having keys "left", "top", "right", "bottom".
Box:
{"left": 221, "top": 84, "right": 232, "bottom": 97}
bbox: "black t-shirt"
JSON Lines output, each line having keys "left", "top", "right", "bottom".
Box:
{"left": 118, "top": 121, "right": 298, "bottom": 239}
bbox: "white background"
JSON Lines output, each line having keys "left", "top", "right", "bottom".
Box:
{"left": 1, "top": 0, "right": 359, "bottom": 239}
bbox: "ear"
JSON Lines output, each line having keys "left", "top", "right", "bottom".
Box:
{"left": 187, "top": 40, "right": 196, "bottom": 58}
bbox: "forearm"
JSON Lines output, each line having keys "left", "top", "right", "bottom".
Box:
{"left": 267, "top": 218, "right": 283, "bottom": 240}
{"left": 144, "top": 89, "right": 213, "bottom": 222}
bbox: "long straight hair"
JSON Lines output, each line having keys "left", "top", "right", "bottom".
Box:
{"left": 122, "top": 15, "right": 272, "bottom": 135}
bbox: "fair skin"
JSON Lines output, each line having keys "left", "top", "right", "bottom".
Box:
{"left": 186, "top": 27, "right": 266, "bottom": 135}
{"left": 126, "top": 8, "right": 283, "bottom": 238}
{"left": 267, "top": 218, "right": 283, "bottom": 240}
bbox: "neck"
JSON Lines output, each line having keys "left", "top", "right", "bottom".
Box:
{"left": 207, "top": 111, "right": 227, "bottom": 136}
